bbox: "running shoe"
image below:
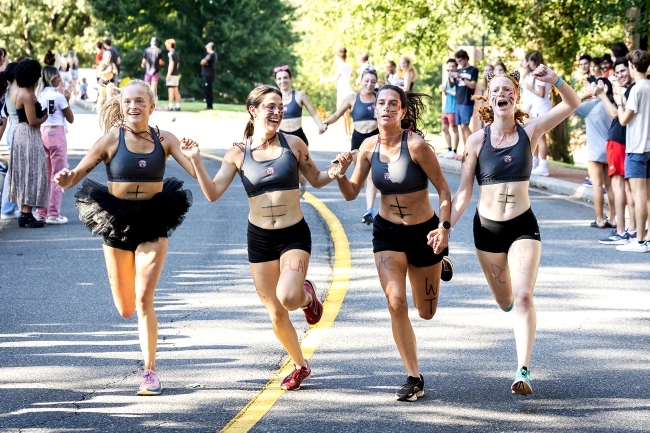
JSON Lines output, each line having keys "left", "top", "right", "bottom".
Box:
{"left": 511, "top": 367, "right": 533, "bottom": 395}
{"left": 441, "top": 256, "right": 453, "bottom": 282}
{"left": 616, "top": 241, "right": 649, "bottom": 253}
{"left": 531, "top": 164, "right": 549, "bottom": 176}
{"left": 46, "top": 215, "right": 68, "bottom": 225}
{"left": 598, "top": 230, "right": 631, "bottom": 245}
{"left": 361, "top": 211, "right": 373, "bottom": 225}
{"left": 137, "top": 369, "right": 163, "bottom": 396}
{"left": 302, "top": 280, "right": 323, "bottom": 325}
{"left": 280, "top": 360, "right": 311, "bottom": 390}
{"left": 583, "top": 177, "right": 592, "bottom": 187}
{"left": 442, "top": 150, "right": 457, "bottom": 159}
{"left": 0, "top": 211, "right": 19, "bottom": 220}
{"left": 395, "top": 374, "right": 424, "bottom": 401}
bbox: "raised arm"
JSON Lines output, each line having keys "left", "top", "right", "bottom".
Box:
{"left": 617, "top": 87, "right": 635, "bottom": 126}
{"left": 185, "top": 145, "right": 240, "bottom": 202}
{"left": 596, "top": 83, "right": 619, "bottom": 119}
{"left": 526, "top": 65, "right": 580, "bottom": 144}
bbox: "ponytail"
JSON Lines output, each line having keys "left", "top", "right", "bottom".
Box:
{"left": 98, "top": 92, "right": 122, "bottom": 133}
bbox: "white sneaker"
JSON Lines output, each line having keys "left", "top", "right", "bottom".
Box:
{"left": 531, "top": 164, "right": 549, "bottom": 176}
{"left": 33, "top": 214, "right": 45, "bottom": 222}
{"left": 532, "top": 156, "right": 539, "bottom": 170}
{"left": 46, "top": 215, "right": 68, "bottom": 225}
{"left": 0, "top": 211, "right": 20, "bottom": 220}
{"left": 616, "top": 241, "right": 648, "bottom": 253}
{"left": 443, "top": 150, "right": 457, "bottom": 159}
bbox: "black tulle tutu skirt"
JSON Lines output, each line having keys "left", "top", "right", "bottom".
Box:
{"left": 75, "top": 178, "right": 192, "bottom": 251}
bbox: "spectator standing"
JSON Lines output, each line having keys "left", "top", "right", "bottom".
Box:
{"left": 68, "top": 51, "right": 79, "bottom": 100}
{"left": 616, "top": 49, "right": 650, "bottom": 253}
{"left": 142, "top": 37, "right": 164, "bottom": 98}
{"left": 355, "top": 53, "right": 373, "bottom": 86}
{"left": 1, "top": 63, "right": 19, "bottom": 220}
{"left": 35, "top": 66, "right": 74, "bottom": 224}
{"left": 440, "top": 58, "right": 459, "bottom": 158}
{"left": 396, "top": 56, "right": 417, "bottom": 92}
{"left": 610, "top": 42, "right": 629, "bottom": 64}
{"left": 320, "top": 48, "right": 354, "bottom": 137}
{"left": 448, "top": 49, "right": 478, "bottom": 159}
{"left": 200, "top": 42, "right": 217, "bottom": 110}
{"left": 96, "top": 51, "right": 118, "bottom": 108}
{"left": 384, "top": 60, "right": 399, "bottom": 86}
{"left": 43, "top": 50, "right": 56, "bottom": 67}
{"left": 7, "top": 59, "right": 49, "bottom": 228}
{"left": 577, "top": 54, "right": 596, "bottom": 85}
{"left": 575, "top": 81, "right": 617, "bottom": 229}
{"left": 165, "top": 39, "right": 181, "bottom": 111}
{"left": 0, "top": 48, "right": 6, "bottom": 72}
{"left": 597, "top": 58, "right": 637, "bottom": 245}
{"left": 79, "top": 78, "right": 88, "bottom": 100}
{"left": 103, "top": 38, "right": 121, "bottom": 85}
{"left": 601, "top": 54, "right": 613, "bottom": 78}
{"left": 92, "top": 42, "right": 104, "bottom": 72}
{"left": 494, "top": 62, "right": 507, "bottom": 75}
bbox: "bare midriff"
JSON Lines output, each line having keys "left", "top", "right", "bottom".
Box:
{"left": 353, "top": 120, "right": 378, "bottom": 134}
{"left": 248, "top": 189, "right": 303, "bottom": 229}
{"left": 280, "top": 117, "right": 302, "bottom": 133}
{"left": 378, "top": 188, "right": 434, "bottom": 226}
{"left": 477, "top": 181, "right": 531, "bottom": 221}
{"left": 108, "top": 181, "right": 163, "bottom": 201}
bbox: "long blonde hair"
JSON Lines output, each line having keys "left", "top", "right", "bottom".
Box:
{"left": 36, "top": 66, "right": 60, "bottom": 96}
{"left": 397, "top": 56, "right": 418, "bottom": 81}
{"left": 98, "top": 79, "right": 156, "bottom": 133}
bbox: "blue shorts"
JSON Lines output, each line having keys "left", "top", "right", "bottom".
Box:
{"left": 625, "top": 151, "right": 650, "bottom": 179}
{"left": 455, "top": 104, "right": 474, "bottom": 126}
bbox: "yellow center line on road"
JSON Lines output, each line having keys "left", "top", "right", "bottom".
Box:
{"left": 201, "top": 153, "right": 351, "bottom": 433}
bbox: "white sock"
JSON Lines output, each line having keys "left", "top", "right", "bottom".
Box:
{"left": 176, "top": 103, "right": 181, "bottom": 108}
{"left": 168, "top": 104, "right": 173, "bottom": 109}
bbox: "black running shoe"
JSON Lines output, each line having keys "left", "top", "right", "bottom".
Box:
{"left": 361, "top": 211, "right": 373, "bottom": 225}
{"left": 395, "top": 374, "right": 424, "bottom": 401}
{"left": 441, "top": 256, "right": 453, "bottom": 282}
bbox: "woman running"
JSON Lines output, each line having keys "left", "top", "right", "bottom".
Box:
{"left": 332, "top": 84, "right": 453, "bottom": 402}
{"left": 182, "top": 85, "right": 339, "bottom": 391}
{"left": 321, "top": 68, "right": 379, "bottom": 224}
{"left": 439, "top": 66, "right": 579, "bottom": 395}
{"left": 54, "top": 79, "right": 196, "bottom": 396}
{"left": 274, "top": 64, "right": 327, "bottom": 195}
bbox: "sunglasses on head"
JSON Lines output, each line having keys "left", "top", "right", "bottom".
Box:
{"left": 274, "top": 65, "right": 290, "bottom": 73}
{"left": 363, "top": 66, "right": 376, "bottom": 72}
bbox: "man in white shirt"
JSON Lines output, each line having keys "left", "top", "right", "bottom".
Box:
{"left": 616, "top": 49, "right": 650, "bottom": 252}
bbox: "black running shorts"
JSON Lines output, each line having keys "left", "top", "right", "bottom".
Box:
{"left": 473, "top": 207, "right": 541, "bottom": 254}
{"left": 372, "top": 214, "right": 448, "bottom": 268}
{"left": 247, "top": 218, "right": 312, "bottom": 263}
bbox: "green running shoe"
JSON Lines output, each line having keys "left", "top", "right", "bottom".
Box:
{"left": 511, "top": 367, "right": 533, "bottom": 395}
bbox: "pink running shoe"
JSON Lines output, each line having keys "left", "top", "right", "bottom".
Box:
{"left": 302, "top": 280, "right": 323, "bottom": 325}
{"left": 280, "top": 361, "right": 311, "bottom": 390}
{"left": 137, "top": 369, "right": 163, "bottom": 396}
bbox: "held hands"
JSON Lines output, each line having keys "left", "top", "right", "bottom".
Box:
{"left": 327, "top": 151, "right": 355, "bottom": 179}
{"left": 319, "top": 122, "right": 328, "bottom": 134}
{"left": 531, "top": 64, "right": 558, "bottom": 85}
{"left": 180, "top": 138, "right": 200, "bottom": 158}
{"left": 54, "top": 168, "right": 75, "bottom": 189}
{"left": 426, "top": 228, "right": 449, "bottom": 255}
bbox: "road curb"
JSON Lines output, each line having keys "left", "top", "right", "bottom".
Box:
{"left": 72, "top": 100, "right": 96, "bottom": 112}
{"left": 437, "top": 157, "right": 594, "bottom": 203}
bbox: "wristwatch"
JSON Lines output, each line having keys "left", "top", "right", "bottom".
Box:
{"left": 438, "top": 221, "right": 451, "bottom": 230}
{"left": 335, "top": 169, "right": 346, "bottom": 179}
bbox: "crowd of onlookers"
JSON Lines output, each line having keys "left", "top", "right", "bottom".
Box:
{"left": 436, "top": 42, "right": 650, "bottom": 253}
{"left": 0, "top": 48, "right": 75, "bottom": 227}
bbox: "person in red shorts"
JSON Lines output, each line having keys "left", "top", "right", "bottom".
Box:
{"left": 596, "top": 57, "right": 637, "bottom": 244}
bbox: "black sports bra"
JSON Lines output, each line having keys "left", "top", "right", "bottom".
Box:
{"left": 475, "top": 124, "right": 532, "bottom": 186}
{"left": 371, "top": 131, "right": 428, "bottom": 195}
{"left": 17, "top": 102, "right": 45, "bottom": 123}
{"left": 240, "top": 133, "right": 300, "bottom": 197}
{"left": 106, "top": 128, "right": 166, "bottom": 182}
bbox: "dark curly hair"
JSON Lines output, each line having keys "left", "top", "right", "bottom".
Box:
{"left": 376, "top": 84, "right": 431, "bottom": 137}
{"left": 15, "top": 59, "right": 42, "bottom": 88}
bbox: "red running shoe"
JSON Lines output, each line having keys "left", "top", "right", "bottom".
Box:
{"left": 280, "top": 360, "right": 311, "bottom": 390}
{"left": 302, "top": 280, "right": 323, "bottom": 325}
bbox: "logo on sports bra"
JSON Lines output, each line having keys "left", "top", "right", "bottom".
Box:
{"left": 367, "top": 106, "right": 373, "bottom": 111}
{"left": 384, "top": 172, "right": 391, "bottom": 181}
{"left": 265, "top": 166, "right": 275, "bottom": 175}
{"left": 503, "top": 155, "right": 512, "bottom": 163}
{"left": 138, "top": 160, "right": 148, "bottom": 168}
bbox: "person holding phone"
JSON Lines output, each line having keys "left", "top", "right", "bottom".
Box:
{"left": 35, "top": 66, "right": 74, "bottom": 224}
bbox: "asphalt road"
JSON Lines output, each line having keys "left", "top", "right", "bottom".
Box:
{"left": 1, "top": 115, "right": 649, "bottom": 432}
